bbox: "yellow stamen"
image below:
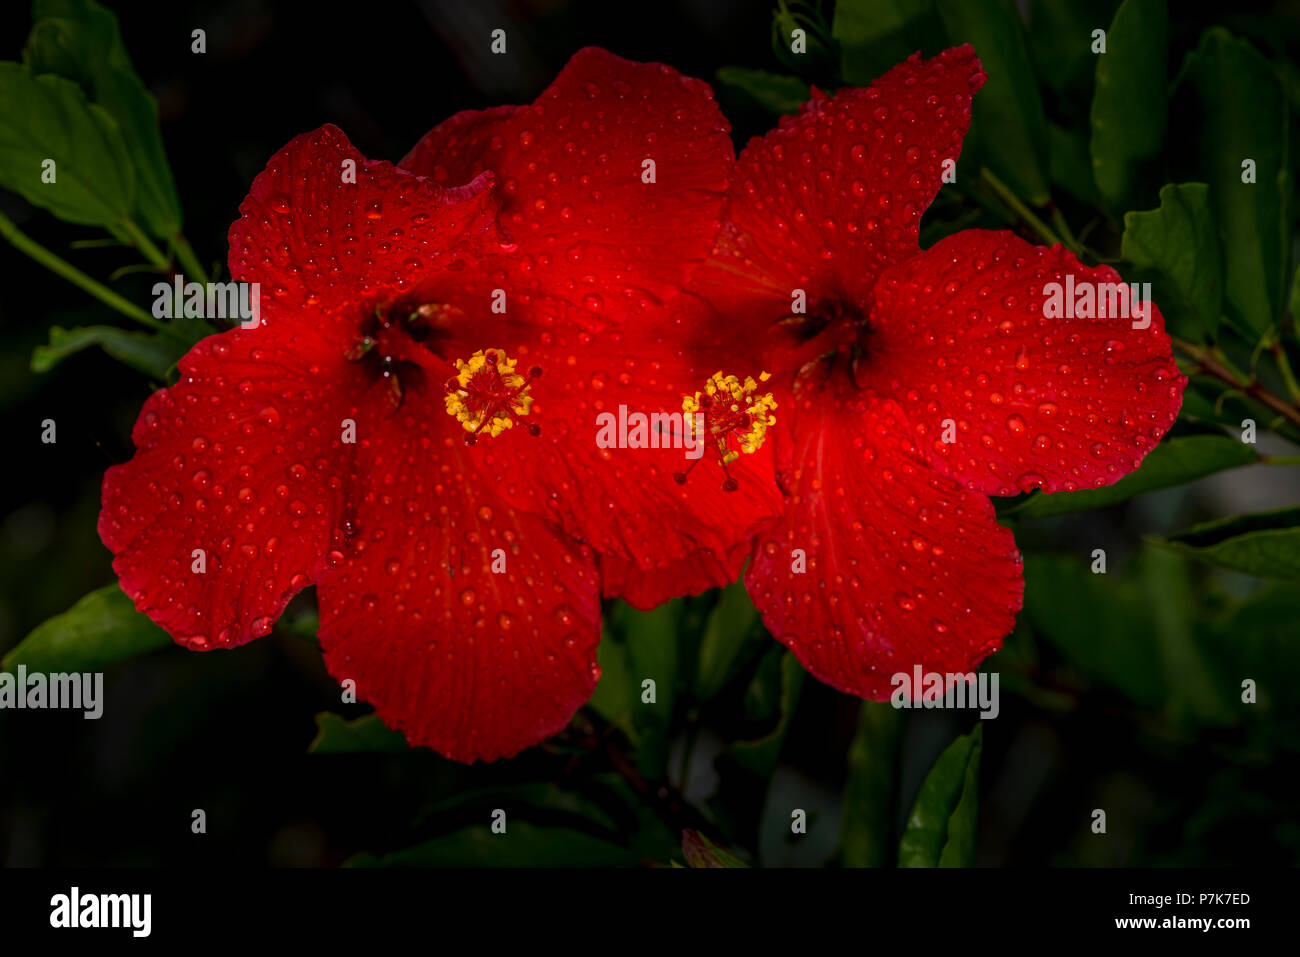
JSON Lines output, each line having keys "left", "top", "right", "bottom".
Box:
{"left": 444, "top": 348, "right": 539, "bottom": 441}
{"left": 676, "top": 370, "right": 777, "bottom": 490}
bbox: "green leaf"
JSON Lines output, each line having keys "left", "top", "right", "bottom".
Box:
{"left": 417, "top": 778, "right": 655, "bottom": 839}
{"left": 1172, "top": 28, "right": 1289, "bottom": 337}
{"left": 590, "top": 601, "right": 680, "bottom": 777}
{"left": 276, "top": 610, "right": 319, "bottom": 646}
{"left": 841, "top": 701, "right": 904, "bottom": 867}
{"left": 1178, "top": 382, "right": 1300, "bottom": 447}
{"left": 708, "top": 650, "right": 806, "bottom": 848}
{"left": 348, "top": 821, "right": 642, "bottom": 867}
{"left": 621, "top": 602, "right": 678, "bottom": 779}
{"left": 681, "top": 829, "right": 749, "bottom": 868}
{"left": 1289, "top": 261, "right": 1300, "bottom": 320}
{"left": 771, "top": 0, "right": 839, "bottom": 77}
{"left": 1024, "top": 548, "right": 1234, "bottom": 725}
{"left": 1048, "top": 121, "right": 1101, "bottom": 207}
{"left": 1090, "top": 0, "right": 1168, "bottom": 216}
{"left": 1154, "top": 506, "right": 1300, "bottom": 580}
{"left": 740, "top": 641, "right": 785, "bottom": 723}
{"left": 1023, "top": 553, "right": 1166, "bottom": 707}
{"left": 720, "top": 651, "right": 805, "bottom": 776}
{"left": 1009, "top": 434, "right": 1258, "bottom": 519}
{"left": 695, "top": 579, "right": 763, "bottom": 702}
{"left": 24, "top": 2, "right": 182, "bottom": 237}
{"left": 832, "top": 0, "right": 947, "bottom": 85}
{"left": 31, "top": 319, "right": 208, "bottom": 379}
{"left": 1139, "top": 546, "right": 1232, "bottom": 726}
{"left": 898, "top": 724, "right": 982, "bottom": 867}
{"left": 1028, "top": 546, "right": 1286, "bottom": 728}
{"left": 1028, "top": 0, "right": 1119, "bottom": 107}
{"left": 33, "top": 0, "right": 135, "bottom": 69}
{"left": 715, "top": 67, "right": 809, "bottom": 115}
{"left": 308, "top": 713, "right": 408, "bottom": 754}
{"left": 2, "top": 583, "right": 170, "bottom": 673}
{"left": 1200, "top": 583, "right": 1300, "bottom": 722}
{"left": 937, "top": 0, "right": 1050, "bottom": 204}
{"left": 587, "top": 625, "right": 637, "bottom": 741}
{"left": 0, "top": 62, "right": 134, "bottom": 229}
{"left": 1121, "top": 183, "right": 1223, "bottom": 341}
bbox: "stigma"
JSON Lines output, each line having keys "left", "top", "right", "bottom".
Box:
{"left": 444, "top": 349, "right": 542, "bottom": 444}
{"left": 675, "top": 371, "right": 777, "bottom": 491}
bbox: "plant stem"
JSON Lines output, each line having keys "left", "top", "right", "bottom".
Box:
{"left": 1210, "top": 343, "right": 1251, "bottom": 386}
{"left": 1076, "top": 216, "right": 1102, "bottom": 247}
{"left": 0, "top": 209, "right": 171, "bottom": 333}
{"left": 675, "top": 718, "right": 701, "bottom": 790}
{"left": 1047, "top": 204, "right": 1084, "bottom": 257}
{"left": 171, "top": 233, "right": 211, "bottom": 285}
{"left": 69, "top": 237, "right": 128, "bottom": 249}
{"left": 578, "top": 709, "right": 713, "bottom": 840}
{"left": 979, "top": 167, "right": 1062, "bottom": 247}
{"left": 119, "top": 219, "right": 172, "bottom": 272}
{"left": 1263, "top": 455, "right": 1300, "bottom": 465}
{"left": 109, "top": 263, "right": 164, "bottom": 282}
{"left": 1174, "top": 336, "right": 1300, "bottom": 428}
{"left": 1270, "top": 340, "right": 1300, "bottom": 404}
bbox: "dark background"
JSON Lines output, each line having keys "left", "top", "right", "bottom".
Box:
{"left": 1, "top": 0, "right": 1298, "bottom": 867}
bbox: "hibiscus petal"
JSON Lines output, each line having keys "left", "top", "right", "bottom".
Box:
{"left": 745, "top": 387, "right": 1023, "bottom": 699}
{"left": 598, "top": 541, "right": 754, "bottom": 610}
{"left": 694, "top": 45, "right": 984, "bottom": 316}
{"left": 99, "top": 326, "right": 354, "bottom": 648}
{"left": 315, "top": 417, "right": 601, "bottom": 762}
{"left": 864, "top": 230, "right": 1186, "bottom": 496}
{"left": 466, "top": 317, "right": 784, "bottom": 604}
{"left": 228, "top": 124, "right": 500, "bottom": 327}
{"left": 399, "top": 104, "right": 521, "bottom": 184}
{"left": 401, "top": 47, "right": 734, "bottom": 327}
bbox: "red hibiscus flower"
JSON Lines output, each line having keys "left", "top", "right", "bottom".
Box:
{"left": 98, "top": 49, "right": 777, "bottom": 761}
{"left": 684, "top": 46, "right": 1186, "bottom": 699}
{"left": 398, "top": 68, "right": 785, "bottom": 608}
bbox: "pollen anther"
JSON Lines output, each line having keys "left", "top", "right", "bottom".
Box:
{"left": 444, "top": 348, "right": 541, "bottom": 443}
{"left": 676, "top": 370, "right": 777, "bottom": 490}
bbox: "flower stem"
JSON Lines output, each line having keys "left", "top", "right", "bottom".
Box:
{"left": 1047, "top": 204, "right": 1084, "bottom": 257}
{"left": 171, "top": 233, "right": 211, "bottom": 285}
{"left": 69, "top": 237, "right": 128, "bottom": 249}
{"left": 1174, "top": 336, "right": 1300, "bottom": 429}
{"left": 119, "top": 219, "right": 172, "bottom": 272}
{"left": 1270, "top": 340, "right": 1300, "bottom": 404}
{"left": 979, "top": 167, "right": 1062, "bottom": 247}
{"left": 675, "top": 717, "right": 701, "bottom": 790}
{"left": 579, "top": 708, "right": 714, "bottom": 838}
{"left": 0, "top": 208, "right": 171, "bottom": 334}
